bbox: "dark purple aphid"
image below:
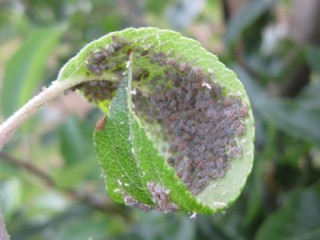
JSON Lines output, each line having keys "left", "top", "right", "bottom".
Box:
{"left": 167, "top": 58, "right": 176, "bottom": 66}
{"left": 240, "top": 106, "right": 248, "bottom": 117}
{"left": 178, "top": 62, "right": 187, "bottom": 72}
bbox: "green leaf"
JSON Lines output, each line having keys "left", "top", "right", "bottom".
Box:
{"left": 58, "top": 27, "right": 255, "bottom": 213}
{"left": 1, "top": 25, "right": 65, "bottom": 117}
{"left": 306, "top": 45, "right": 320, "bottom": 74}
{"left": 256, "top": 181, "right": 320, "bottom": 240}
{"left": 58, "top": 116, "right": 94, "bottom": 165}
{"left": 235, "top": 65, "right": 320, "bottom": 145}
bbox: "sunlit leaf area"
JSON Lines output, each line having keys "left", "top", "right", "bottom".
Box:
{"left": 1, "top": 1, "right": 320, "bottom": 239}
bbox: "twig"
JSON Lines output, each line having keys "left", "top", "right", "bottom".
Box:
{"left": 0, "top": 152, "right": 128, "bottom": 218}
{"left": 0, "top": 209, "right": 10, "bottom": 240}
{"left": 0, "top": 79, "right": 83, "bottom": 150}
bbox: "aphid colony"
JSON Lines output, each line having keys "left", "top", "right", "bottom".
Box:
{"left": 75, "top": 35, "right": 248, "bottom": 196}
{"left": 70, "top": 36, "right": 129, "bottom": 104}
{"left": 132, "top": 52, "right": 248, "bottom": 195}
{"left": 122, "top": 182, "right": 178, "bottom": 212}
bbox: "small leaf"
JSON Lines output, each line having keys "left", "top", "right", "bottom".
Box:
{"left": 256, "top": 181, "right": 320, "bottom": 240}
{"left": 59, "top": 28, "right": 255, "bottom": 213}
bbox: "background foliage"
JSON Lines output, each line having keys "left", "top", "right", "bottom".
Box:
{"left": 0, "top": 0, "right": 320, "bottom": 239}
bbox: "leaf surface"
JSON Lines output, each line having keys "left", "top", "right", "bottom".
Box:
{"left": 58, "top": 27, "right": 255, "bottom": 213}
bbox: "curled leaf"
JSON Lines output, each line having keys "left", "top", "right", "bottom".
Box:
{"left": 58, "top": 28, "right": 255, "bottom": 213}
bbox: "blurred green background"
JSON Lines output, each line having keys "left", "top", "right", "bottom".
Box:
{"left": 1, "top": 0, "right": 320, "bottom": 239}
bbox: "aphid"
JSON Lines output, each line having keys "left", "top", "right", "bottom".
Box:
{"left": 235, "top": 125, "right": 245, "bottom": 135}
{"left": 198, "top": 145, "right": 206, "bottom": 153}
{"left": 141, "top": 50, "right": 149, "bottom": 56}
{"left": 169, "top": 114, "right": 177, "bottom": 121}
{"left": 239, "top": 105, "right": 248, "bottom": 117}
{"left": 206, "top": 169, "right": 217, "bottom": 178}
{"left": 123, "top": 195, "right": 152, "bottom": 211}
{"left": 64, "top": 89, "right": 71, "bottom": 95}
{"left": 179, "top": 62, "right": 187, "bottom": 72}
{"left": 166, "top": 58, "right": 176, "bottom": 66}
{"left": 192, "top": 66, "right": 202, "bottom": 75}
{"left": 106, "top": 45, "right": 115, "bottom": 55}
{"left": 196, "top": 162, "right": 205, "bottom": 171}
{"left": 98, "top": 81, "right": 107, "bottom": 87}
{"left": 95, "top": 117, "right": 106, "bottom": 131}
{"left": 216, "top": 158, "right": 224, "bottom": 170}
{"left": 165, "top": 90, "right": 174, "bottom": 99}
{"left": 177, "top": 141, "right": 187, "bottom": 151}
{"left": 86, "top": 64, "right": 99, "bottom": 74}
{"left": 223, "top": 98, "right": 233, "bottom": 106}
{"left": 126, "top": 48, "right": 133, "bottom": 56}
{"left": 111, "top": 35, "right": 122, "bottom": 50}
{"left": 89, "top": 80, "right": 98, "bottom": 87}
{"left": 191, "top": 82, "right": 201, "bottom": 90}
{"left": 91, "top": 51, "right": 106, "bottom": 63}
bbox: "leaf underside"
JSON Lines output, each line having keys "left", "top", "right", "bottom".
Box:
{"left": 58, "top": 27, "right": 255, "bottom": 213}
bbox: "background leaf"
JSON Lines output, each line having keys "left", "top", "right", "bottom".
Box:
{"left": 223, "top": 0, "right": 275, "bottom": 49}
{"left": 1, "top": 25, "right": 65, "bottom": 117}
{"left": 256, "top": 181, "right": 320, "bottom": 240}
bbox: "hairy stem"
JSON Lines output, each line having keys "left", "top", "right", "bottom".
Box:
{"left": 0, "top": 79, "right": 83, "bottom": 150}
{"left": 0, "top": 209, "right": 10, "bottom": 240}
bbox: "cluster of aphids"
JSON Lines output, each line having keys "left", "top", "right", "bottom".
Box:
{"left": 123, "top": 182, "right": 178, "bottom": 212}
{"left": 75, "top": 35, "right": 248, "bottom": 195}
{"left": 68, "top": 36, "right": 129, "bottom": 103}
{"left": 133, "top": 52, "right": 248, "bottom": 195}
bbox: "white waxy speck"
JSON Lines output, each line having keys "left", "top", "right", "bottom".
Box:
{"left": 117, "top": 179, "right": 123, "bottom": 186}
{"left": 190, "top": 213, "right": 197, "bottom": 220}
{"left": 213, "top": 202, "right": 227, "bottom": 207}
{"left": 113, "top": 188, "right": 121, "bottom": 193}
{"left": 124, "top": 183, "right": 130, "bottom": 187}
{"left": 120, "top": 121, "right": 124, "bottom": 125}
{"left": 131, "top": 88, "right": 137, "bottom": 95}
{"left": 202, "top": 82, "right": 211, "bottom": 89}
{"left": 126, "top": 61, "right": 131, "bottom": 68}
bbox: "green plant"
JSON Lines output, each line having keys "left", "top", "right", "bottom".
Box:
{"left": 0, "top": 28, "right": 254, "bottom": 216}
